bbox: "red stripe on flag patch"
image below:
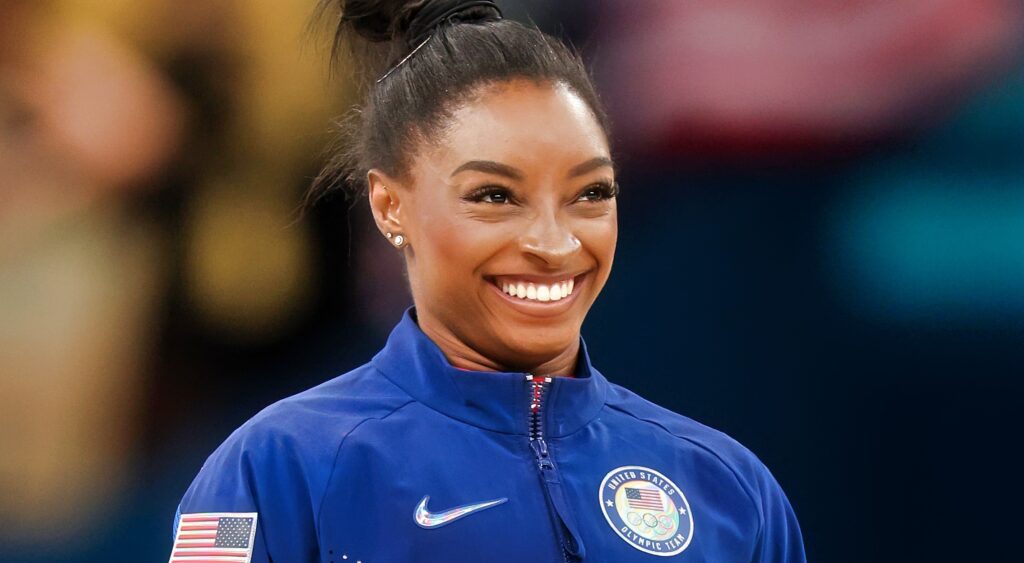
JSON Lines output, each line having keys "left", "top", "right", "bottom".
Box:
{"left": 173, "top": 551, "right": 248, "bottom": 556}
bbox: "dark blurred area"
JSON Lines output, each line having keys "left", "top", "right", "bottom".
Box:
{"left": 1, "top": 1, "right": 1021, "bottom": 561}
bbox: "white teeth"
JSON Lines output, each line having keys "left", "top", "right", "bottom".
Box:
{"left": 497, "top": 277, "right": 577, "bottom": 303}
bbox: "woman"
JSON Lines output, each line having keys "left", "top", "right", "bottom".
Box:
{"left": 170, "top": 1, "right": 805, "bottom": 561}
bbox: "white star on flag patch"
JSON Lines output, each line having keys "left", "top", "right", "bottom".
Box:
{"left": 169, "top": 512, "right": 258, "bottom": 563}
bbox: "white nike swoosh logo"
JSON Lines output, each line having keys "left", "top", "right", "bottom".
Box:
{"left": 413, "top": 495, "right": 508, "bottom": 529}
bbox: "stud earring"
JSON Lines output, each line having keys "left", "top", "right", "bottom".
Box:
{"left": 385, "top": 231, "right": 406, "bottom": 248}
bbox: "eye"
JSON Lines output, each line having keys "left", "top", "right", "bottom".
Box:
{"left": 464, "top": 186, "right": 515, "bottom": 205}
{"left": 577, "top": 181, "right": 619, "bottom": 202}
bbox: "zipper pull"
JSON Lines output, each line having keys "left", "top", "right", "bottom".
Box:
{"left": 530, "top": 438, "right": 555, "bottom": 471}
{"left": 526, "top": 374, "right": 555, "bottom": 471}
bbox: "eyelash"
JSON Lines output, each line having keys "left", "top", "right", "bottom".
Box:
{"left": 578, "top": 181, "right": 620, "bottom": 202}
{"left": 463, "top": 181, "right": 619, "bottom": 205}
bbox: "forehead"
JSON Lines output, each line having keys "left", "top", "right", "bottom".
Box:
{"left": 418, "top": 79, "right": 610, "bottom": 175}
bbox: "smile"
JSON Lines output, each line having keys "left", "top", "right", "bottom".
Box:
{"left": 487, "top": 273, "right": 588, "bottom": 314}
{"left": 499, "top": 278, "right": 575, "bottom": 302}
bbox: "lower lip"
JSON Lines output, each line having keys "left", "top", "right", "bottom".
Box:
{"left": 487, "top": 275, "right": 587, "bottom": 318}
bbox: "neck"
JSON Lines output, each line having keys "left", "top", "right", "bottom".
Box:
{"left": 416, "top": 311, "right": 580, "bottom": 377}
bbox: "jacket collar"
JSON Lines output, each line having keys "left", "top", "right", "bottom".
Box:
{"left": 371, "top": 309, "right": 609, "bottom": 437}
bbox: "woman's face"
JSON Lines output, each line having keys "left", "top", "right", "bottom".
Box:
{"left": 371, "top": 79, "right": 616, "bottom": 372}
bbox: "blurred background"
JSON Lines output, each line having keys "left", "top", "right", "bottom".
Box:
{"left": 1, "top": 0, "right": 1021, "bottom": 561}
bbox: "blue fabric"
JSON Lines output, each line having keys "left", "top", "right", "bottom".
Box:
{"left": 174, "top": 309, "right": 805, "bottom": 562}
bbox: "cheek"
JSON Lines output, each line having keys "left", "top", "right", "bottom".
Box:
{"left": 577, "top": 210, "right": 618, "bottom": 266}
{"left": 420, "top": 219, "right": 464, "bottom": 263}
{"left": 411, "top": 211, "right": 510, "bottom": 285}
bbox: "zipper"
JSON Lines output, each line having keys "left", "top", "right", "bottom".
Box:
{"left": 526, "top": 375, "right": 584, "bottom": 562}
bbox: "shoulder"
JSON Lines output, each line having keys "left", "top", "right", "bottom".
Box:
{"left": 250, "top": 362, "right": 413, "bottom": 436}
{"left": 183, "top": 363, "right": 415, "bottom": 506}
{"left": 600, "top": 382, "right": 807, "bottom": 559}
{"left": 602, "top": 381, "right": 781, "bottom": 513}
{"left": 175, "top": 364, "right": 417, "bottom": 556}
{"left": 218, "top": 363, "right": 413, "bottom": 467}
{"left": 603, "top": 381, "right": 759, "bottom": 468}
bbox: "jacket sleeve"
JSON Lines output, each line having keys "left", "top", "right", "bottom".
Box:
{"left": 169, "top": 420, "right": 322, "bottom": 563}
{"left": 752, "top": 466, "right": 806, "bottom": 563}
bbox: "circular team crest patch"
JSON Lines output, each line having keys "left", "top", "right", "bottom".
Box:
{"left": 599, "top": 466, "right": 694, "bottom": 557}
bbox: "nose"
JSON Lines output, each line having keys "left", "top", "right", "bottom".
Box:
{"left": 519, "top": 211, "right": 581, "bottom": 267}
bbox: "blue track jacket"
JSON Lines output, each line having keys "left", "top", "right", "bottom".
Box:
{"left": 171, "top": 310, "right": 805, "bottom": 562}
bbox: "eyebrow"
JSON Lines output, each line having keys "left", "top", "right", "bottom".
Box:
{"left": 567, "top": 156, "right": 614, "bottom": 178}
{"left": 451, "top": 160, "right": 524, "bottom": 180}
{"left": 450, "top": 157, "right": 615, "bottom": 180}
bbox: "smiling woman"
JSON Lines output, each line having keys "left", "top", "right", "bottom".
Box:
{"left": 170, "top": 2, "right": 805, "bottom": 562}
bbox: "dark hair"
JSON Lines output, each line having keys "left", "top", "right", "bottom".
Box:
{"left": 307, "top": 0, "right": 611, "bottom": 206}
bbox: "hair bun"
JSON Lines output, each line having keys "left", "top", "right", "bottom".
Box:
{"left": 332, "top": 0, "right": 501, "bottom": 46}
{"left": 334, "top": 0, "right": 414, "bottom": 42}
{"left": 405, "top": 0, "right": 502, "bottom": 48}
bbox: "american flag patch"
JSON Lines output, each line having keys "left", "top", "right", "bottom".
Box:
{"left": 169, "top": 513, "right": 258, "bottom": 563}
{"left": 625, "top": 487, "right": 664, "bottom": 511}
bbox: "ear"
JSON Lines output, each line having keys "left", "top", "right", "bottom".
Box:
{"left": 367, "top": 169, "right": 407, "bottom": 240}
